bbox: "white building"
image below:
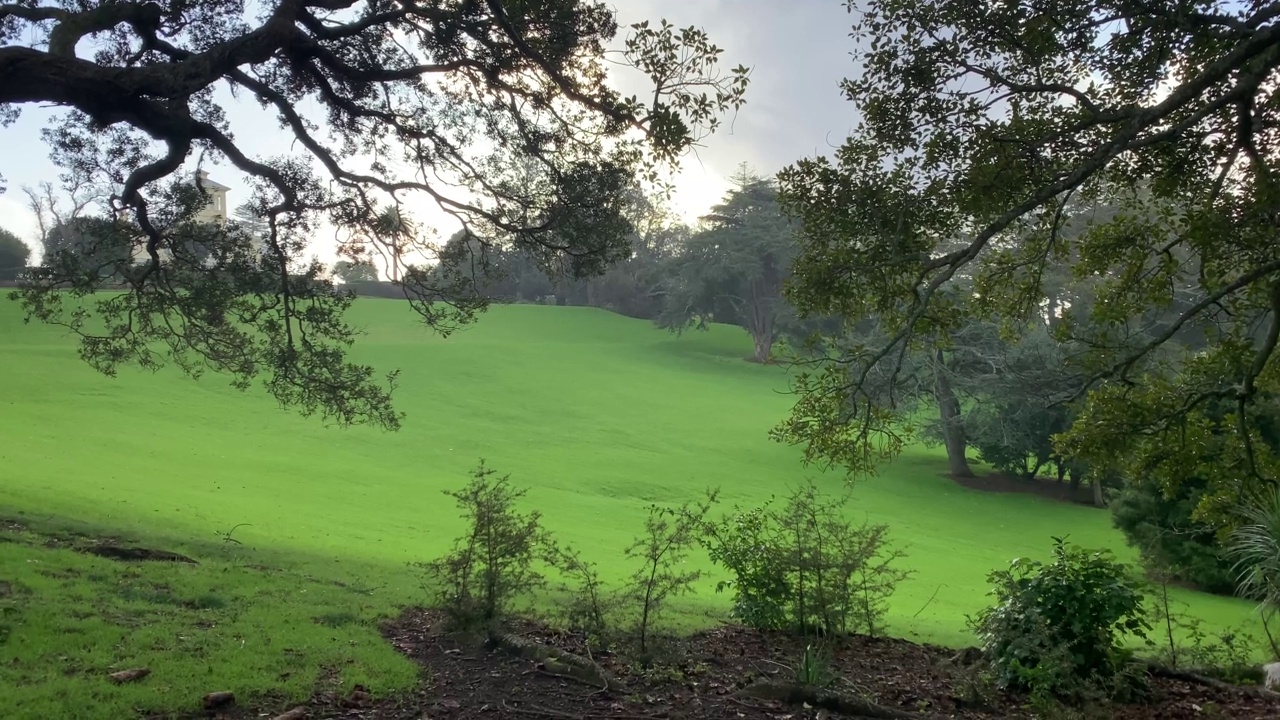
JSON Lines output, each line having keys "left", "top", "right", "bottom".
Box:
{"left": 129, "top": 170, "right": 232, "bottom": 266}
{"left": 193, "top": 170, "right": 231, "bottom": 227}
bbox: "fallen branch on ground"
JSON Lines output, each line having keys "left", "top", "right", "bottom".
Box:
{"left": 738, "top": 682, "right": 932, "bottom": 720}
{"left": 488, "top": 632, "right": 625, "bottom": 692}
{"left": 1145, "top": 662, "right": 1280, "bottom": 701}
{"left": 501, "top": 700, "right": 581, "bottom": 719}
{"left": 202, "top": 691, "right": 236, "bottom": 710}
{"left": 108, "top": 667, "right": 150, "bottom": 684}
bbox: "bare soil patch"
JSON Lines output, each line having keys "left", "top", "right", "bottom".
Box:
{"left": 80, "top": 544, "right": 198, "bottom": 564}
{"left": 951, "top": 472, "right": 1099, "bottom": 507}
{"left": 205, "top": 609, "right": 1280, "bottom": 720}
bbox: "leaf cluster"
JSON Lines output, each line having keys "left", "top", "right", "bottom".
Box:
{"left": 701, "top": 480, "right": 911, "bottom": 637}
{"left": 972, "top": 538, "right": 1150, "bottom": 703}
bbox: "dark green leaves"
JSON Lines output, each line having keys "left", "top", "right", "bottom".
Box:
{"left": 4, "top": 0, "right": 751, "bottom": 428}
{"left": 777, "top": 0, "right": 1280, "bottom": 485}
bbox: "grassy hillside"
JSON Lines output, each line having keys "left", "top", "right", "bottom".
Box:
{"left": 0, "top": 298, "right": 1262, "bottom": 717}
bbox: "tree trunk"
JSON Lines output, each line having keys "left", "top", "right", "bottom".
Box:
{"left": 1092, "top": 476, "right": 1105, "bottom": 508}
{"left": 934, "top": 348, "right": 974, "bottom": 477}
{"left": 1026, "top": 459, "right": 1045, "bottom": 481}
{"left": 1056, "top": 461, "right": 1067, "bottom": 483}
{"left": 747, "top": 255, "right": 778, "bottom": 364}
{"left": 751, "top": 331, "right": 772, "bottom": 364}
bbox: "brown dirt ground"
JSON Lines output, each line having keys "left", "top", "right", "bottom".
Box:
{"left": 209, "top": 608, "right": 1280, "bottom": 720}
{"left": 950, "top": 472, "right": 1100, "bottom": 507}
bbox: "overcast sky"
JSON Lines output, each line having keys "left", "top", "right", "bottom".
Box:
{"left": 0, "top": 0, "right": 859, "bottom": 264}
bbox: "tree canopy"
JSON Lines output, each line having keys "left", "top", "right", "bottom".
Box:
{"left": 657, "top": 166, "right": 794, "bottom": 363}
{"left": 775, "top": 0, "right": 1280, "bottom": 518}
{"left": 0, "top": 0, "right": 749, "bottom": 429}
{"left": 0, "top": 226, "right": 28, "bottom": 279}
{"left": 332, "top": 259, "right": 379, "bottom": 284}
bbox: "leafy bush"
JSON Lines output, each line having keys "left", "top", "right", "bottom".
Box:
{"left": 552, "top": 545, "right": 613, "bottom": 644}
{"left": 1231, "top": 486, "right": 1280, "bottom": 615}
{"left": 1111, "top": 479, "right": 1235, "bottom": 594}
{"left": 701, "top": 480, "right": 911, "bottom": 637}
{"left": 623, "top": 493, "right": 718, "bottom": 654}
{"left": 418, "top": 461, "right": 551, "bottom": 631}
{"left": 972, "top": 538, "right": 1150, "bottom": 702}
{"left": 700, "top": 502, "right": 791, "bottom": 630}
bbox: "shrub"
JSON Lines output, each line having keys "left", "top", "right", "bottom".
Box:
{"left": 700, "top": 502, "right": 791, "bottom": 630}
{"left": 701, "top": 480, "right": 911, "bottom": 637}
{"left": 418, "top": 461, "right": 551, "bottom": 631}
{"left": 623, "top": 493, "right": 718, "bottom": 654}
{"left": 971, "top": 538, "right": 1150, "bottom": 702}
{"left": 552, "top": 545, "right": 613, "bottom": 644}
{"left": 1111, "top": 479, "right": 1235, "bottom": 594}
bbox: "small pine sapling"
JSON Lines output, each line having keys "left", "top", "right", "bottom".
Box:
{"left": 418, "top": 461, "right": 550, "bottom": 631}
{"left": 553, "top": 545, "right": 612, "bottom": 644}
{"left": 624, "top": 491, "right": 719, "bottom": 654}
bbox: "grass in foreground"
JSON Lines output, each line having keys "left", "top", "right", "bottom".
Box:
{"left": 0, "top": 299, "right": 1266, "bottom": 717}
{"left": 0, "top": 518, "right": 415, "bottom": 720}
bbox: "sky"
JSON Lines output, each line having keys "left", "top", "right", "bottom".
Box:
{"left": 0, "top": 0, "right": 860, "bottom": 266}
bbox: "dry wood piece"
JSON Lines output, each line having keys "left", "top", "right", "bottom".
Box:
{"left": 202, "top": 691, "right": 236, "bottom": 710}
{"left": 107, "top": 667, "right": 150, "bottom": 684}
{"left": 738, "top": 682, "right": 932, "bottom": 720}
{"left": 488, "top": 632, "right": 625, "bottom": 692}
{"left": 271, "top": 708, "right": 308, "bottom": 720}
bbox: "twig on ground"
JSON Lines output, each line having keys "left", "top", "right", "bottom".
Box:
{"left": 912, "top": 584, "right": 944, "bottom": 618}
{"left": 535, "top": 663, "right": 606, "bottom": 689}
{"left": 739, "top": 681, "right": 932, "bottom": 720}
{"left": 728, "top": 695, "right": 772, "bottom": 711}
{"left": 501, "top": 700, "right": 582, "bottom": 719}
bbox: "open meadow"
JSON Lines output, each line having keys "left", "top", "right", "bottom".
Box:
{"left": 0, "top": 298, "right": 1263, "bottom": 718}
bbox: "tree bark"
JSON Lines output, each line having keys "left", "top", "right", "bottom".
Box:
{"left": 1092, "top": 476, "right": 1105, "bottom": 508}
{"left": 751, "top": 331, "right": 772, "bottom": 363}
{"left": 1025, "top": 459, "right": 1045, "bottom": 481}
{"left": 746, "top": 265, "right": 776, "bottom": 363}
{"left": 934, "top": 348, "right": 974, "bottom": 477}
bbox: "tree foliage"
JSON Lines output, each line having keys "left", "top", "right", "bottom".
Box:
{"left": 658, "top": 165, "right": 794, "bottom": 363}
{"left": 419, "top": 461, "right": 551, "bottom": 631}
{"left": 1111, "top": 478, "right": 1236, "bottom": 595}
{"left": 332, "top": 259, "right": 378, "bottom": 284}
{"left": 0, "top": 227, "right": 28, "bottom": 280}
{"left": 40, "top": 216, "right": 139, "bottom": 279}
{"left": 623, "top": 494, "right": 716, "bottom": 654}
{"left": 774, "top": 0, "right": 1280, "bottom": 507}
{"left": 425, "top": 184, "right": 685, "bottom": 317}
{"left": 961, "top": 323, "right": 1079, "bottom": 481}
{"left": 1, "top": 0, "right": 749, "bottom": 428}
{"left": 973, "top": 539, "right": 1150, "bottom": 703}
{"left": 1230, "top": 486, "right": 1280, "bottom": 618}
{"left": 700, "top": 480, "right": 910, "bottom": 637}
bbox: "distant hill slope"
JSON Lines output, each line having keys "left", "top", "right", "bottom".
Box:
{"left": 0, "top": 299, "right": 1256, "bottom": 647}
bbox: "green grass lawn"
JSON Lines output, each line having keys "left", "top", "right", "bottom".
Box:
{"left": 0, "top": 298, "right": 1263, "bottom": 718}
